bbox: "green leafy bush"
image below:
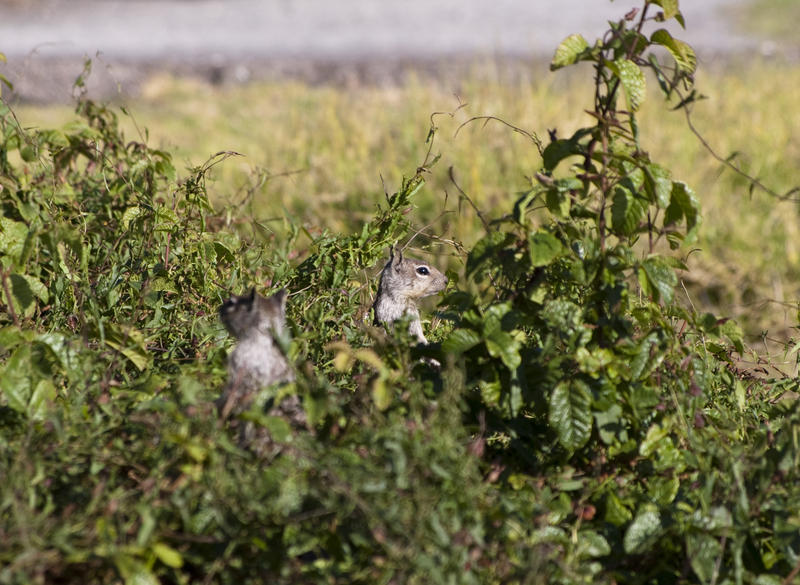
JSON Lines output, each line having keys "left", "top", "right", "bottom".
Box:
{"left": 2, "top": 3, "right": 800, "bottom": 584}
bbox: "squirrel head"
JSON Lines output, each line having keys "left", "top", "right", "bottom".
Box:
{"left": 219, "top": 287, "right": 288, "bottom": 339}
{"left": 381, "top": 246, "right": 448, "bottom": 301}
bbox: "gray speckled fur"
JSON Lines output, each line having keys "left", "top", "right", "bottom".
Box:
{"left": 372, "top": 248, "right": 447, "bottom": 343}
{"left": 217, "top": 288, "right": 294, "bottom": 416}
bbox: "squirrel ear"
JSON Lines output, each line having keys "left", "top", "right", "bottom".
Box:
{"left": 391, "top": 244, "right": 404, "bottom": 267}
{"left": 273, "top": 288, "right": 288, "bottom": 309}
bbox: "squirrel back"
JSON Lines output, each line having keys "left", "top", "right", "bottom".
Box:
{"left": 218, "top": 288, "right": 294, "bottom": 417}
{"left": 372, "top": 247, "right": 447, "bottom": 343}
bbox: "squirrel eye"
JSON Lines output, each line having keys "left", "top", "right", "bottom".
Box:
{"left": 416, "top": 266, "right": 430, "bottom": 276}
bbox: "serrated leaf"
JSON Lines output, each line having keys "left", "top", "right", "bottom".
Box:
{"left": 623, "top": 508, "right": 662, "bottom": 554}
{"left": 609, "top": 59, "right": 646, "bottom": 111}
{"left": 551, "top": 34, "right": 590, "bottom": 70}
{"left": 611, "top": 187, "right": 646, "bottom": 236}
{"left": 665, "top": 181, "right": 700, "bottom": 235}
{"left": 651, "top": 29, "right": 696, "bottom": 73}
{"left": 0, "top": 216, "right": 29, "bottom": 263}
{"left": 529, "top": 231, "right": 565, "bottom": 267}
{"left": 629, "top": 333, "right": 657, "bottom": 380}
{"left": 0, "top": 346, "right": 32, "bottom": 414}
{"left": 639, "top": 256, "right": 677, "bottom": 304}
{"left": 643, "top": 164, "right": 673, "bottom": 208}
{"left": 548, "top": 379, "right": 592, "bottom": 452}
{"left": 121, "top": 206, "right": 146, "bottom": 231}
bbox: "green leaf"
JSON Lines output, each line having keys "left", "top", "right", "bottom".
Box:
{"left": 640, "top": 424, "right": 669, "bottom": 457}
{"left": 548, "top": 379, "right": 592, "bottom": 452}
{"left": 577, "top": 531, "right": 611, "bottom": 558}
{"left": 121, "top": 206, "right": 147, "bottom": 231}
{"left": 38, "top": 129, "right": 69, "bottom": 148}
{"left": 687, "top": 533, "right": 723, "bottom": 583}
{"left": 0, "top": 348, "right": 54, "bottom": 419}
{"left": 542, "top": 140, "right": 581, "bottom": 174}
{"left": 550, "top": 34, "right": 590, "bottom": 70}
{"left": 486, "top": 330, "right": 521, "bottom": 370}
{"left": 99, "top": 323, "right": 151, "bottom": 371}
{"left": 575, "top": 347, "right": 613, "bottom": 374}
{"left": 609, "top": 59, "right": 646, "bottom": 112}
{"left": 29, "top": 379, "right": 56, "bottom": 420}
{"left": 152, "top": 542, "right": 184, "bottom": 569}
{"left": 250, "top": 414, "right": 292, "bottom": 442}
{"left": 628, "top": 333, "right": 658, "bottom": 380}
{"left": 467, "top": 231, "right": 509, "bottom": 279}
{"left": 665, "top": 181, "right": 700, "bottom": 235}
{"left": 113, "top": 553, "right": 160, "bottom": 585}
{"left": 639, "top": 256, "right": 677, "bottom": 304}
{"left": 651, "top": 0, "right": 681, "bottom": 22}
{"left": 623, "top": 507, "right": 662, "bottom": 554}
{"left": 648, "top": 475, "right": 680, "bottom": 506}
{"left": 594, "top": 404, "right": 627, "bottom": 445}
{"left": 0, "top": 346, "right": 33, "bottom": 414}
{"left": 643, "top": 164, "right": 673, "bottom": 208}
{"left": 720, "top": 319, "right": 744, "bottom": 354}
{"left": 611, "top": 187, "right": 646, "bottom": 236}
{"left": 0, "top": 216, "right": 29, "bottom": 264}
{"left": 529, "top": 231, "right": 565, "bottom": 267}
{"left": 442, "top": 327, "right": 482, "bottom": 354}
{"left": 605, "top": 491, "right": 633, "bottom": 526}
{"left": 482, "top": 302, "right": 513, "bottom": 335}
{"left": 651, "top": 29, "right": 696, "bottom": 73}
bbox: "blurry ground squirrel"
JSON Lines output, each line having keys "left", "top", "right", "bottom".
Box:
{"left": 372, "top": 247, "right": 448, "bottom": 344}
{"left": 216, "top": 288, "right": 301, "bottom": 428}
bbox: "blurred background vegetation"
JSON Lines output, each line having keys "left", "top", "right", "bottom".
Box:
{"left": 14, "top": 55, "right": 800, "bottom": 355}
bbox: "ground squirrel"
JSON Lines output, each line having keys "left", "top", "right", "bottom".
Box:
{"left": 216, "top": 288, "right": 295, "bottom": 418}
{"left": 372, "top": 247, "right": 448, "bottom": 344}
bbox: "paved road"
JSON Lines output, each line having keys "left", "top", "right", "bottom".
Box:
{"left": 0, "top": 0, "right": 768, "bottom": 101}
{"left": 2, "top": 0, "right": 755, "bottom": 59}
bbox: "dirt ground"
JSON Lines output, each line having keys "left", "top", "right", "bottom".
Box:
{"left": 0, "top": 0, "right": 778, "bottom": 102}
